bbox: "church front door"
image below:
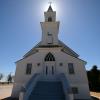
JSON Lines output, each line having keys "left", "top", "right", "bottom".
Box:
{"left": 43, "top": 52, "right": 56, "bottom": 80}
{"left": 44, "top": 62, "right": 56, "bottom": 80}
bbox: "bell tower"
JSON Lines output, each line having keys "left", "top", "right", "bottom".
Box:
{"left": 40, "top": 5, "right": 60, "bottom": 45}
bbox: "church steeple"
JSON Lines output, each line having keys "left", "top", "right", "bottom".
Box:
{"left": 47, "top": 5, "right": 53, "bottom": 12}
{"left": 44, "top": 5, "right": 56, "bottom": 22}
{"left": 40, "top": 4, "right": 60, "bottom": 45}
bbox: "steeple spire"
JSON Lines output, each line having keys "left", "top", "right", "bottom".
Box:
{"left": 49, "top": 1, "right": 52, "bottom": 6}
{"left": 41, "top": 1, "right": 59, "bottom": 45}
{"left": 47, "top": 2, "right": 53, "bottom": 12}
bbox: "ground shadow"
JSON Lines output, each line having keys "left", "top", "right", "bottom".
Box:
{"left": 1, "top": 96, "right": 99, "bottom": 100}
{"left": 1, "top": 97, "right": 18, "bottom": 100}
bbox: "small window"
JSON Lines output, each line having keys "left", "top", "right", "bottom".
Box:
{"left": 26, "top": 63, "right": 32, "bottom": 75}
{"left": 68, "top": 63, "right": 75, "bottom": 74}
{"left": 48, "top": 17, "right": 52, "bottom": 22}
{"left": 47, "top": 32, "right": 53, "bottom": 44}
{"left": 48, "top": 33, "right": 52, "bottom": 36}
{"left": 45, "top": 52, "right": 55, "bottom": 61}
{"left": 59, "top": 63, "right": 63, "bottom": 66}
{"left": 72, "top": 87, "right": 78, "bottom": 94}
{"left": 37, "top": 63, "right": 40, "bottom": 66}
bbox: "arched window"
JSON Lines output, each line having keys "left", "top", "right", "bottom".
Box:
{"left": 45, "top": 52, "right": 55, "bottom": 61}
{"left": 48, "top": 17, "right": 52, "bottom": 22}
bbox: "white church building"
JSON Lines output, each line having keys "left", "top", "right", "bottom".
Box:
{"left": 12, "top": 5, "right": 91, "bottom": 100}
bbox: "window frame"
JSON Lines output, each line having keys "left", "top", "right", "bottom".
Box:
{"left": 26, "top": 63, "right": 32, "bottom": 75}
{"left": 68, "top": 63, "right": 75, "bottom": 74}
{"left": 72, "top": 87, "right": 78, "bottom": 94}
{"left": 59, "top": 63, "right": 63, "bottom": 66}
{"left": 45, "top": 52, "right": 55, "bottom": 61}
{"left": 37, "top": 63, "right": 40, "bottom": 67}
{"left": 47, "top": 33, "right": 53, "bottom": 44}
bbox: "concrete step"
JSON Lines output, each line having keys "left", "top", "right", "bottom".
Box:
{"left": 29, "top": 94, "right": 65, "bottom": 100}
{"left": 28, "top": 81, "right": 65, "bottom": 100}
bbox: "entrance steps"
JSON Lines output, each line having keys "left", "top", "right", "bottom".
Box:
{"left": 28, "top": 81, "right": 65, "bottom": 100}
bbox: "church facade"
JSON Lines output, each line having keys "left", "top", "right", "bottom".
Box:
{"left": 12, "top": 5, "right": 91, "bottom": 100}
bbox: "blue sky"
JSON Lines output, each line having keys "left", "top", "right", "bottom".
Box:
{"left": 0, "top": 0, "right": 100, "bottom": 76}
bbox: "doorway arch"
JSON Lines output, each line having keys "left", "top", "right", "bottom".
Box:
{"left": 45, "top": 52, "right": 55, "bottom": 61}
{"left": 44, "top": 52, "right": 56, "bottom": 80}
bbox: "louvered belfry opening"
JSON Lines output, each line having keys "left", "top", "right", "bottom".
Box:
{"left": 48, "top": 17, "right": 52, "bottom": 22}
{"left": 45, "top": 52, "right": 55, "bottom": 61}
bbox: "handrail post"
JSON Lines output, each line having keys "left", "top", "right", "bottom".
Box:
{"left": 19, "top": 73, "right": 40, "bottom": 100}
{"left": 19, "top": 92, "right": 25, "bottom": 100}
{"left": 58, "top": 73, "right": 74, "bottom": 100}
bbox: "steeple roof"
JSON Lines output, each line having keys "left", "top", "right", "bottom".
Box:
{"left": 47, "top": 5, "right": 53, "bottom": 12}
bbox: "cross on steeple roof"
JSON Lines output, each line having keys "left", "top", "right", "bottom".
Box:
{"left": 47, "top": 1, "right": 53, "bottom": 12}
{"left": 48, "top": 1, "right": 52, "bottom": 6}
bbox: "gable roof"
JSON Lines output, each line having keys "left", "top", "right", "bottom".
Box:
{"left": 59, "top": 40, "right": 79, "bottom": 57}
{"left": 23, "top": 40, "right": 79, "bottom": 58}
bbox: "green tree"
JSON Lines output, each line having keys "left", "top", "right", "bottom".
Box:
{"left": 87, "top": 65, "right": 100, "bottom": 91}
{"left": 0, "top": 73, "right": 3, "bottom": 82}
{"left": 7, "top": 73, "right": 12, "bottom": 84}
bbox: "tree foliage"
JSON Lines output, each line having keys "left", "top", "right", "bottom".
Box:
{"left": 0, "top": 73, "right": 3, "bottom": 81}
{"left": 7, "top": 73, "right": 12, "bottom": 84}
{"left": 87, "top": 65, "right": 100, "bottom": 92}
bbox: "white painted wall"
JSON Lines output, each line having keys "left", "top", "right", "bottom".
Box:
{"left": 12, "top": 47, "right": 90, "bottom": 99}
{"left": 44, "top": 11, "right": 56, "bottom": 22}
{"left": 40, "top": 22, "right": 60, "bottom": 45}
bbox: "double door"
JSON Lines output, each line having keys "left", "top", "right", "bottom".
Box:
{"left": 44, "top": 62, "right": 56, "bottom": 80}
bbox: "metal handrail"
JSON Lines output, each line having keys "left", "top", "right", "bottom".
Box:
{"left": 58, "top": 73, "right": 73, "bottom": 100}
{"left": 23, "top": 73, "right": 40, "bottom": 100}
{"left": 58, "top": 73, "right": 72, "bottom": 93}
